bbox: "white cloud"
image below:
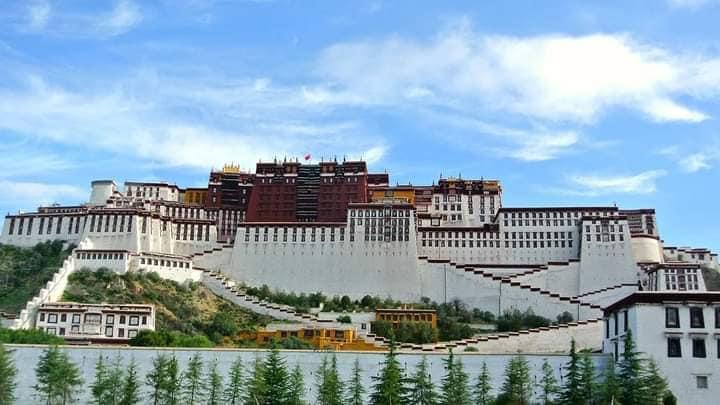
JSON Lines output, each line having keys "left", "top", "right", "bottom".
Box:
{"left": 0, "top": 180, "right": 86, "bottom": 210}
{"left": 568, "top": 170, "right": 667, "bottom": 195}
{"left": 506, "top": 131, "right": 579, "bottom": 162}
{"left": 417, "top": 109, "right": 582, "bottom": 161}
{"left": 27, "top": 1, "right": 51, "bottom": 30}
{"left": 667, "top": 0, "right": 717, "bottom": 9}
{"left": 0, "top": 74, "right": 387, "bottom": 172}
{"left": 360, "top": 145, "right": 387, "bottom": 164}
{"left": 679, "top": 153, "right": 712, "bottom": 172}
{"left": 96, "top": 0, "right": 143, "bottom": 36}
{"left": 655, "top": 145, "right": 718, "bottom": 172}
{"left": 315, "top": 28, "right": 719, "bottom": 123}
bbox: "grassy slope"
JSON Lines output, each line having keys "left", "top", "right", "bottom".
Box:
{"left": 62, "top": 269, "right": 273, "bottom": 343}
{"left": 0, "top": 241, "right": 74, "bottom": 313}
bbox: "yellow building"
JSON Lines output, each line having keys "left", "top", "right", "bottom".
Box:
{"left": 182, "top": 187, "right": 208, "bottom": 205}
{"left": 369, "top": 185, "right": 416, "bottom": 205}
{"left": 248, "top": 323, "right": 381, "bottom": 351}
{"left": 375, "top": 307, "right": 438, "bottom": 329}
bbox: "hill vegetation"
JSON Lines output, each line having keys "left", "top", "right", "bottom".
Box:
{"left": 63, "top": 269, "right": 274, "bottom": 346}
{"left": 0, "top": 241, "right": 74, "bottom": 313}
{"left": 701, "top": 266, "right": 720, "bottom": 291}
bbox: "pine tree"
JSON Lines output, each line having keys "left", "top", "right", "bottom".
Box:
{"left": 182, "top": 353, "right": 205, "bottom": 404}
{"left": 146, "top": 354, "right": 169, "bottom": 405}
{"left": 106, "top": 355, "right": 125, "bottom": 405}
{"left": 537, "top": 359, "right": 559, "bottom": 405}
{"left": 34, "top": 345, "right": 84, "bottom": 405}
{"left": 369, "top": 339, "right": 407, "bottom": 405}
{"left": 559, "top": 340, "right": 583, "bottom": 405}
{"left": 224, "top": 357, "right": 244, "bottom": 405}
{"left": 640, "top": 358, "right": 669, "bottom": 405}
{"left": 578, "top": 354, "right": 596, "bottom": 403}
{"left": 498, "top": 356, "right": 532, "bottom": 405}
{"left": 596, "top": 361, "right": 621, "bottom": 405}
{"left": 163, "top": 355, "right": 181, "bottom": 405}
{"left": 473, "top": 361, "right": 493, "bottom": 405}
{"left": 618, "top": 330, "right": 643, "bottom": 405}
{"left": 316, "top": 354, "right": 343, "bottom": 405}
{"left": 288, "top": 363, "right": 306, "bottom": 405}
{"left": 244, "top": 356, "right": 266, "bottom": 405}
{"left": 345, "top": 358, "right": 366, "bottom": 405}
{"left": 440, "top": 351, "right": 471, "bottom": 405}
{"left": 205, "top": 358, "right": 223, "bottom": 405}
{"left": 0, "top": 344, "right": 17, "bottom": 405}
{"left": 120, "top": 358, "right": 141, "bottom": 405}
{"left": 90, "top": 355, "right": 110, "bottom": 405}
{"left": 262, "top": 347, "right": 291, "bottom": 405}
{"left": 406, "top": 356, "right": 438, "bottom": 405}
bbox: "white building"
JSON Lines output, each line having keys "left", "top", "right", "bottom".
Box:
{"left": 35, "top": 302, "right": 155, "bottom": 343}
{"left": 0, "top": 176, "right": 711, "bottom": 330}
{"left": 603, "top": 292, "right": 720, "bottom": 405}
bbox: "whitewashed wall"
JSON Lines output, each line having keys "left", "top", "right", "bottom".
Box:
{"left": 6, "top": 344, "right": 610, "bottom": 404}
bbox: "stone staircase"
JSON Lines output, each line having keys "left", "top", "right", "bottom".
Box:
{"left": 435, "top": 259, "right": 604, "bottom": 311}
{"left": 199, "top": 269, "right": 320, "bottom": 324}
{"left": 359, "top": 317, "right": 603, "bottom": 354}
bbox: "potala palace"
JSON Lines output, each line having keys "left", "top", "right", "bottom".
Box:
{"left": 1, "top": 159, "right": 719, "bottom": 403}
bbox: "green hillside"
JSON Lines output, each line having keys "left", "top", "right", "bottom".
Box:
{"left": 0, "top": 241, "right": 74, "bottom": 313}
{"left": 62, "top": 269, "right": 274, "bottom": 346}
{"left": 702, "top": 266, "right": 720, "bottom": 291}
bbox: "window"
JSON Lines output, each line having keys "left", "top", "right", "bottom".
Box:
{"left": 129, "top": 316, "right": 139, "bottom": 326}
{"left": 667, "top": 338, "right": 681, "bottom": 358}
{"left": 71, "top": 325, "right": 79, "bottom": 333}
{"left": 696, "top": 375, "right": 708, "bottom": 389}
{"left": 40, "top": 313, "right": 45, "bottom": 322}
{"left": 105, "top": 326, "right": 114, "bottom": 337}
{"left": 60, "top": 314, "right": 67, "bottom": 322}
{"left": 106, "top": 315, "right": 114, "bottom": 324}
{"left": 48, "top": 313, "right": 58, "bottom": 324}
{"left": 605, "top": 319, "right": 610, "bottom": 338}
{"left": 614, "top": 313, "right": 618, "bottom": 335}
{"left": 128, "top": 330, "right": 138, "bottom": 338}
{"left": 59, "top": 328, "right": 65, "bottom": 336}
{"left": 120, "top": 315, "right": 126, "bottom": 324}
{"left": 693, "top": 339, "right": 706, "bottom": 358}
{"left": 623, "top": 311, "right": 628, "bottom": 332}
{"left": 690, "top": 307, "right": 705, "bottom": 328}
{"left": 665, "top": 307, "right": 679, "bottom": 328}
{"left": 715, "top": 307, "right": 720, "bottom": 329}
{"left": 72, "top": 313, "right": 80, "bottom": 324}
{"left": 118, "top": 328, "right": 124, "bottom": 338}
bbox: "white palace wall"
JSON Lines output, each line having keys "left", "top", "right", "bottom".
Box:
{"left": 577, "top": 219, "right": 637, "bottom": 295}
{"left": 229, "top": 235, "right": 422, "bottom": 301}
{"left": 418, "top": 260, "right": 600, "bottom": 320}
{"left": 512, "top": 262, "right": 581, "bottom": 297}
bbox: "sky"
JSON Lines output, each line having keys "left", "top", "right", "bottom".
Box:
{"left": 0, "top": 0, "right": 719, "bottom": 251}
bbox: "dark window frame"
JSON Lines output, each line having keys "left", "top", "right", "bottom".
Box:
{"left": 690, "top": 307, "right": 705, "bottom": 328}
{"left": 667, "top": 337, "right": 681, "bottom": 358}
{"left": 693, "top": 338, "right": 707, "bottom": 358}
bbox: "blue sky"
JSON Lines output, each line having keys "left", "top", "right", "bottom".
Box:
{"left": 1, "top": 0, "right": 719, "bottom": 251}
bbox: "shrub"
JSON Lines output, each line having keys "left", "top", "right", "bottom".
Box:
{"left": 0, "top": 328, "right": 64, "bottom": 345}
{"left": 557, "top": 311, "right": 574, "bottom": 324}
{"left": 371, "top": 320, "right": 438, "bottom": 344}
{"left": 336, "top": 315, "right": 352, "bottom": 324}
{"left": 496, "top": 308, "right": 551, "bottom": 332}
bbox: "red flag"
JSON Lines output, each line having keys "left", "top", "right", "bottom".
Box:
{"left": 304, "top": 154, "right": 311, "bottom": 161}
